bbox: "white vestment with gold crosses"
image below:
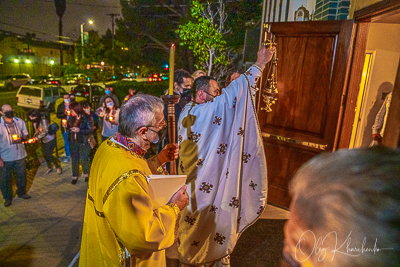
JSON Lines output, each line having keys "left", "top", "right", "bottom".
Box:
{"left": 177, "top": 65, "right": 268, "bottom": 266}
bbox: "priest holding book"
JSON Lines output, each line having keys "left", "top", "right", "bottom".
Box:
{"left": 79, "top": 94, "right": 188, "bottom": 267}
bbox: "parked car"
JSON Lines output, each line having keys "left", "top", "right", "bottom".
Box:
{"left": 70, "top": 83, "right": 105, "bottom": 102}
{"left": 30, "top": 75, "right": 51, "bottom": 85}
{"left": 3, "top": 74, "right": 31, "bottom": 91}
{"left": 148, "top": 73, "right": 162, "bottom": 82}
{"left": 16, "top": 85, "right": 67, "bottom": 111}
{"left": 64, "top": 73, "right": 88, "bottom": 85}
{"left": 46, "top": 76, "right": 62, "bottom": 85}
{"left": 121, "top": 72, "right": 137, "bottom": 81}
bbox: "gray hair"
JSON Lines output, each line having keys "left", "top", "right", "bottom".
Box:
{"left": 118, "top": 94, "right": 164, "bottom": 138}
{"left": 287, "top": 147, "right": 400, "bottom": 266}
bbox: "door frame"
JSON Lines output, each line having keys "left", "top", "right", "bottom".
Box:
{"left": 349, "top": 50, "right": 376, "bottom": 148}
{"left": 337, "top": 0, "right": 400, "bottom": 149}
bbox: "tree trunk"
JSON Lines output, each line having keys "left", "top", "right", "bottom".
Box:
{"left": 208, "top": 49, "right": 213, "bottom": 75}
{"left": 59, "top": 18, "right": 64, "bottom": 67}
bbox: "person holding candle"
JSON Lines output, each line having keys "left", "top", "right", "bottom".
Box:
{"left": 56, "top": 93, "right": 72, "bottom": 163}
{"left": 27, "top": 109, "right": 62, "bottom": 175}
{"left": 123, "top": 88, "right": 138, "bottom": 102}
{"left": 67, "top": 102, "right": 93, "bottom": 185}
{"left": 99, "top": 85, "right": 119, "bottom": 108}
{"left": 95, "top": 96, "right": 120, "bottom": 142}
{"left": 0, "top": 104, "right": 31, "bottom": 207}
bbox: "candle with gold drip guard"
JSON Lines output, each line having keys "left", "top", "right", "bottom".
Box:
{"left": 168, "top": 44, "right": 175, "bottom": 95}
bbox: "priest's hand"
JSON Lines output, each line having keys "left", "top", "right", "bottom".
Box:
{"left": 255, "top": 45, "right": 276, "bottom": 69}
{"left": 170, "top": 185, "right": 188, "bottom": 211}
{"left": 157, "top": 143, "right": 179, "bottom": 164}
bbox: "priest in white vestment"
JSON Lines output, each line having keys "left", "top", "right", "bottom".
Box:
{"left": 177, "top": 46, "right": 275, "bottom": 266}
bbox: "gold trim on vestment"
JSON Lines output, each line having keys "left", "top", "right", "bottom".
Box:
{"left": 87, "top": 193, "right": 105, "bottom": 217}
{"left": 116, "top": 237, "right": 127, "bottom": 267}
{"left": 103, "top": 169, "right": 147, "bottom": 205}
{"left": 167, "top": 203, "right": 180, "bottom": 217}
{"left": 107, "top": 138, "right": 145, "bottom": 160}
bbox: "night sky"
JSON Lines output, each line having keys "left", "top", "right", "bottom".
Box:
{"left": 0, "top": 0, "right": 121, "bottom": 43}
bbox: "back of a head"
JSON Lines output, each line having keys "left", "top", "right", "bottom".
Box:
{"left": 286, "top": 147, "right": 400, "bottom": 266}
{"left": 174, "top": 69, "right": 192, "bottom": 85}
{"left": 192, "top": 70, "right": 206, "bottom": 80}
{"left": 69, "top": 101, "right": 83, "bottom": 115}
{"left": 27, "top": 109, "right": 41, "bottom": 119}
{"left": 118, "top": 94, "right": 164, "bottom": 138}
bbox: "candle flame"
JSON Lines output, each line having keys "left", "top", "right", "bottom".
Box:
{"left": 12, "top": 134, "right": 18, "bottom": 140}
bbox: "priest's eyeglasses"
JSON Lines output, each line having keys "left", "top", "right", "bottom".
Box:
{"left": 135, "top": 119, "right": 166, "bottom": 132}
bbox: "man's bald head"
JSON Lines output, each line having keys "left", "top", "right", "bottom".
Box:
{"left": 1, "top": 104, "right": 12, "bottom": 112}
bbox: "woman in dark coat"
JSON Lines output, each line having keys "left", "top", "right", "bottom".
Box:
{"left": 67, "top": 102, "right": 93, "bottom": 184}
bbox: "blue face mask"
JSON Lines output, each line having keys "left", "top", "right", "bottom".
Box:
{"left": 105, "top": 90, "right": 111, "bottom": 95}
{"left": 106, "top": 102, "right": 114, "bottom": 108}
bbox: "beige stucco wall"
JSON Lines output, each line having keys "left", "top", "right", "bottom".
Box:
{"left": 359, "top": 22, "right": 400, "bottom": 146}
{"left": 349, "top": 0, "right": 384, "bottom": 19}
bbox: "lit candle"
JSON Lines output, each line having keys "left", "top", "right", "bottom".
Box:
{"left": 66, "top": 110, "right": 70, "bottom": 116}
{"left": 109, "top": 115, "right": 114, "bottom": 122}
{"left": 169, "top": 44, "right": 175, "bottom": 95}
{"left": 12, "top": 134, "right": 19, "bottom": 141}
{"left": 62, "top": 119, "right": 67, "bottom": 127}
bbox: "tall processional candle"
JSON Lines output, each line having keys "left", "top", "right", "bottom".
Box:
{"left": 169, "top": 44, "right": 175, "bottom": 95}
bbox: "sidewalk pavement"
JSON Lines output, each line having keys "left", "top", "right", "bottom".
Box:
{"left": 0, "top": 159, "right": 87, "bottom": 267}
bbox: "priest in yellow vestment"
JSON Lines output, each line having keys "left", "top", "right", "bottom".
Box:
{"left": 79, "top": 94, "right": 188, "bottom": 267}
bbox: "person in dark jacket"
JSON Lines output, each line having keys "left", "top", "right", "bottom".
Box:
{"left": 56, "top": 93, "right": 71, "bottom": 162}
{"left": 27, "top": 109, "right": 62, "bottom": 174}
{"left": 67, "top": 102, "right": 93, "bottom": 184}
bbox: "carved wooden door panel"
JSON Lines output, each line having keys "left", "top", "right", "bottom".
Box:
{"left": 257, "top": 20, "right": 354, "bottom": 208}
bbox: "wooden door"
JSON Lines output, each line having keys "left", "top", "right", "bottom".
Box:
{"left": 257, "top": 20, "right": 354, "bottom": 208}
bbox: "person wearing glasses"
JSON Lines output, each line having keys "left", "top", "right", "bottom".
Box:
{"left": 79, "top": 94, "right": 188, "bottom": 267}
{"left": 176, "top": 46, "right": 275, "bottom": 266}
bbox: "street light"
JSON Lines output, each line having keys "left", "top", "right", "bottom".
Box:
{"left": 50, "top": 60, "right": 55, "bottom": 75}
{"left": 81, "top": 20, "right": 94, "bottom": 61}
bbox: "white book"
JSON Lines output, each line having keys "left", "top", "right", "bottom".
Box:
{"left": 148, "top": 175, "right": 187, "bottom": 209}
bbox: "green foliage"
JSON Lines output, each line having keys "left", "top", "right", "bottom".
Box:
{"left": 60, "top": 64, "right": 82, "bottom": 76}
{"left": 111, "top": 80, "right": 169, "bottom": 102}
{"left": 176, "top": 1, "right": 228, "bottom": 70}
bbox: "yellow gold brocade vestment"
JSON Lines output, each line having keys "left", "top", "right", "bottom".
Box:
{"left": 79, "top": 139, "right": 179, "bottom": 267}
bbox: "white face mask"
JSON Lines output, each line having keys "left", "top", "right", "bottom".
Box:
{"left": 106, "top": 102, "right": 114, "bottom": 108}
{"left": 84, "top": 108, "right": 91, "bottom": 114}
{"left": 64, "top": 99, "right": 70, "bottom": 103}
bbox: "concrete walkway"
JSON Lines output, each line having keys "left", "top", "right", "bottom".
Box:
{"left": 0, "top": 160, "right": 87, "bottom": 267}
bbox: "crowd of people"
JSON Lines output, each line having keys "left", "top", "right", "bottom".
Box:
{"left": 1, "top": 45, "right": 399, "bottom": 267}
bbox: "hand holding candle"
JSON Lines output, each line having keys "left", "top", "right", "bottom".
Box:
{"left": 168, "top": 44, "right": 175, "bottom": 95}
{"left": 11, "top": 134, "right": 22, "bottom": 144}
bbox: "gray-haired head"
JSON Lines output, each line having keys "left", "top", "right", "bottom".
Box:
{"left": 284, "top": 147, "right": 400, "bottom": 267}
{"left": 118, "top": 94, "right": 164, "bottom": 138}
